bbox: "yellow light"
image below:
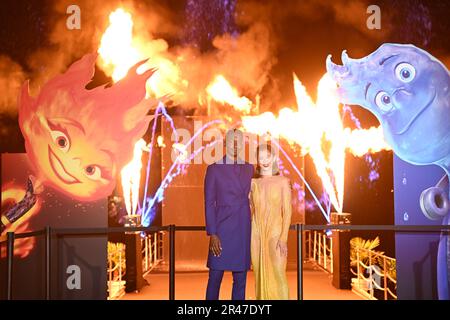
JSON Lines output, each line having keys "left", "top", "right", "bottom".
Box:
{"left": 121, "top": 139, "right": 146, "bottom": 215}
{"left": 242, "top": 73, "right": 390, "bottom": 213}
{"left": 206, "top": 75, "right": 253, "bottom": 114}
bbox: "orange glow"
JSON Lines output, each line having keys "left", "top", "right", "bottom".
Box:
{"left": 157, "top": 135, "right": 166, "bottom": 148}
{"left": 97, "top": 8, "right": 186, "bottom": 99}
{"left": 242, "top": 74, "right": 390, "bottom": 213}
{"left": 205, "top": 75, "right": 253, "bottom": 114}
{"left": 344, "top": 126, "right": 391, "bottom": 157}
{"left": 97, "top": 8, "right": 391, "bottom": 214}
{"left": 97, "top": 8, "right": 140, "bottom": 82}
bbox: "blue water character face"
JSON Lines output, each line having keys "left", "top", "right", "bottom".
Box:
{"left": 327, "top": 43, "right": 450, "bottom": 166}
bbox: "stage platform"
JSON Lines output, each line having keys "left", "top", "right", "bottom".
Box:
{"left": 121, "top": 262, "right": 362, "bottom": 300}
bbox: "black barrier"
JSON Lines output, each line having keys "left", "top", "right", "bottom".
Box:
{"left": 6, "top": 232, "right": 14, "bottom": 300}
{"left": 169, "top": 224, "right": 175, "bottom": 300}
{"left": 1, "top": 224, "right": 449, "bottom": 300}
{"left": 45, "top": 226, "right": 51, "bottom": 300}
{"left": 296, "top": 224, "right": 303, "bottom": 300}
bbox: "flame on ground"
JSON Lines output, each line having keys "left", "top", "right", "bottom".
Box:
{"left": 121, "top": 139, "right": 146, "bottom": 215}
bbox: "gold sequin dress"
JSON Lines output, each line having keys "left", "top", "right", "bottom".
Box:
{"left": 250, "top": 175, "right": 292, "bottom": 300}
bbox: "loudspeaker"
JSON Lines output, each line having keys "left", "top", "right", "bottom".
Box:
{"left": 125, "top": 233, "right": 145, "bottom": 292}
{"left": 332, "top": 230, "right": 351, "bottom": 289}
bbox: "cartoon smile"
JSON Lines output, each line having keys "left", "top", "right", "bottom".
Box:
{"left": 395, "top": 90, "right": 436, "bottom": 135}
{"left": 48, "top": 146, "right": 81, "bottom": 184}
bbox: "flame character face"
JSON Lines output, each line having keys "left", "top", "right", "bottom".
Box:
{"left": 18, "top": 54, "right": 156, "bottom": 201}
{"left": 327, "top": 43, "right": 450, "bottom": 170}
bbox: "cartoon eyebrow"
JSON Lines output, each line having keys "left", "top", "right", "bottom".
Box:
{"left": 379, "top": 55, "right": 399, "bottom": 65}
{"left": 48, "top": 118, "right": 86, "bottom": 135}
{"left": 101, "top": 149, "right": 115, "bottom": 165}
{"left": 365, "top": 82, "right": 371, "bottom": 100}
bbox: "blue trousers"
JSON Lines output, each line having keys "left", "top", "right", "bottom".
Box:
{"left": 206, "top": 269, "right": 247, "bottom": 300}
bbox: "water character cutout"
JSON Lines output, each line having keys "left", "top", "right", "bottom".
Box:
{"left": 327, "top": 43, "right": 449, "bottom": 299}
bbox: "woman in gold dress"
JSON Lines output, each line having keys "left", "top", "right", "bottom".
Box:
{"left": 250, "top": 143, "right": 292, "bottom": 300}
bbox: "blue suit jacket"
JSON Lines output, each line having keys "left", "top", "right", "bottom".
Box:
{"left": 204, "top": 156, "right": 254, "bottom": 271}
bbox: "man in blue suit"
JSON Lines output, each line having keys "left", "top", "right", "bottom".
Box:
{"left": 204, "top": 129, "right": 254, "bottom": 300}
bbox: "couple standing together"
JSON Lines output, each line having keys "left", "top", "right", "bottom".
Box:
{"left": 204, "top": 129, "right": 292, "bottom": 300}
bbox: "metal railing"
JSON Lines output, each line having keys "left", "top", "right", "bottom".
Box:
{"left": 106, "top": 230, "right": 164, "bottom": 300}
{"left": 304, "top": 229, "right": 397, "bottom": 300}
{"left": 305, "top": 230, "right": 333, "bottom": 273}
{"left": 107, "top": 242, "right": 125, "bottom": 300}
{"left": 350, "top": 247, "right": 397, "bottom": 300}
{"left": 142, "top": 231, "right": 165, "bottom": 276}
{"left": 1, "top": 224, "right": 449, "bottom": 300}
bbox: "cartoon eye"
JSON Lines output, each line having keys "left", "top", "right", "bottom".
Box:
{"left": 84, "top": 165, "right": 102, "bottom": 181}
{"left": 375, "top": 91, "right": 393, "bottom": 113}
{"left": 50, "top": 130, "right": 70, "bottom": 153}
{"left": 395, "top": 63, "right": 415, "bottom": 83}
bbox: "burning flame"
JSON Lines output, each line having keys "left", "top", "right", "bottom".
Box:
{"left": 121, "top": 139, "right": 146, "bottom": 215}
{"left": 98, "top": 8, "right": 141, "bottom": 82}
{"left": 98, "top": 8, "right": 390, "bottom": 215}
{"left": 97, "top": 8, "right": 185, "bottom": 98}
{"left": 293, "top": 73, "right": 345, "bottom": 213}
{"left": 344, "top": 126, "right": 390, "bottom": 157}
{"left": 206, "top": 75, "right": 253, "bottom": 114}
{"left": 242, "top": 74, "right": 390, "bottom": 213}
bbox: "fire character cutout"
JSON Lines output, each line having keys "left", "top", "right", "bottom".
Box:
{"left": 1, "top": 54, "right": 157, "bottom": 246}
{"left": 18, "top": 53, "right": 156, "bottom": 201}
